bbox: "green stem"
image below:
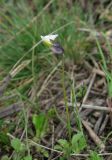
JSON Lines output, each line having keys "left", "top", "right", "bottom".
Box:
{"left": 71, "top": 82, "right": 83, "bottom": 132}
{"left": 23, "top": 109, "right": 31, "bottom": 157}
{"left": 61, "top": 56, "right": 71, "bottom": 141}
{"left": 18, "top": 92, "right": 31, "bottom": 157}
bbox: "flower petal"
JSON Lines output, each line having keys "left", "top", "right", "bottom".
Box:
{"left": 48, "top": 34, "right": 58, "bottom": 40}
{"left": 41, "top": 34, "right": 58, "bottom": 41}
{"left": 41, "top": 34, "right": 58, "bottom": 47}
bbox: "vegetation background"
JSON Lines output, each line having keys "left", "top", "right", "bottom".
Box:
{"left": 0, "top": 0, "right": 112, "bottom": 159}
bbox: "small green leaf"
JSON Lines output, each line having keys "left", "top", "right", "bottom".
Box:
{"left": 54, "top": 145, "right": 63, "bottom": 151}
{"left": 35, "top": 145, "right": 49, "bottom": 158}
{"left": 1, "top": 155, "right": 9, "bottom": 160}
{"left": 58, "top": 139, "right": 69, "bottom": 148}
{"left": 0, "top": 132, "right": 9, "bottom": 144}
{"left": 89, "top": 151, "right": 103, "bottom": 160}
{"left": 23, "top": 155, "right": 32, "bottom": 160}
{"left": 108, "top": 80, "right": 112, "bottom": 97}
{"left": 11, "top": 138, "right": 25, "bottom": 152}
{"left": 32, "top": 113, "right": 48, "bottom": 139}
{"left": 71, "top": 132, "right": 87, "bottom": 153}
{"left": 57, "top": 139, "right": 71, "bottom": 157}
{"left": 41, "top": 148, "right": 49, "bottom": 158}
{"left": 59, "top": 158, "right": 65, "bottom": 160}
{"left": 0, "top": 119, "right": 4, "bottom": 127}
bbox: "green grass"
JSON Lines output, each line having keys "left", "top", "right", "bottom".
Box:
{"left": 0, "top": 0, "right": 90, "bottom": 100}
{"left": 96, "top": 34, "right": 112, "bottom": 98}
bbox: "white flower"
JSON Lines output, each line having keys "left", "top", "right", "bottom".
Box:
{"left": 40, "top": 34, "right": 58, "bottom": 46}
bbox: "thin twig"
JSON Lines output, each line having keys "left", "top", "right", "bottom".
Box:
{"left": 93, "top": 68, "right": 105, "bottom": 77}
{"left": 0, "top": 102, "right": 23, "bottom": 118}
{"left": 99, "top": 115, "right": 109, "bottom": 135}
{"left": 0, "top": 60, "right": 30, "bottom": 97}
{"left": 82, "top": 120, "right": 105, "bottom": 151}
{"left": 79, "top": 72, "right": 96, "bottom": 112}
{"left": 0, "top": 93, "right": 17, "bottom": 101}
{"left": 67, "top": 102, "right": 111, "bottom": 112}
{"left": 37, "top": 61, "right": 62, "bottom": 98}
{"left": 0, "top": 74, "right": 11, "bottom": 96}
{"left": 29, "top": 139, "right": 63, "bottom": 154}
{"left": 94, "top": 112, "right": 105, "bottom": 134}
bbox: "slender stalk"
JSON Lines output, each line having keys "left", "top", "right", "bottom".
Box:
{"left": 71, "top": 83, "right": 82, "bottom": 131}
{"left": 23, "top": 108, "right": 31, "bottom": 157}
{"left": 18, "top": 92, "right": 31, "bottom": 157}
{"left": 61, "top": 55, "right": 71, "bottom": 141}
{"left": 32, "top": 42, "right": 35, "bottom": 85}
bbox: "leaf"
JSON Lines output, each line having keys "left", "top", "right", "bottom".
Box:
{"left": 11, "top": 138, "right": 25, "bottom": 152}
{"left": 35, "top": 145, "right": 49, "bottom": 158}
{"left": 32, "top": 113, "right": 48, "bottom": 139}
{"left": 40, "top": 148, "right": 49, "bottom": 158}
{"left": 1, "top": 156, "right": 9, "bottom": 160}
{"left": 54, "top": 145, "right": 63, "bottom": 151}
{"left": 23, "top": 155, "right": 32, "bottom": 160}
{"left": 58, "top": 139, "right": 69, "bottom": 147}
{"left": 0, "top": 132, "right": 9, "bottom": 144}
{"left": 57, "top": 139, "right": 71, "bottom": 157}
{"left": 108, "top": 80, "right": 112, "bottom": 97}
{"left": 71, "top": 132, "right": 87, "bottom": 153}
{"left": 59, "top": 157, "right": 65, "bottom": 160}
{"left": 0, "top": 119, "right": 4, "bottom": 127}
{"left": 89, "top": 151, "right": 103, "bottom": 160}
